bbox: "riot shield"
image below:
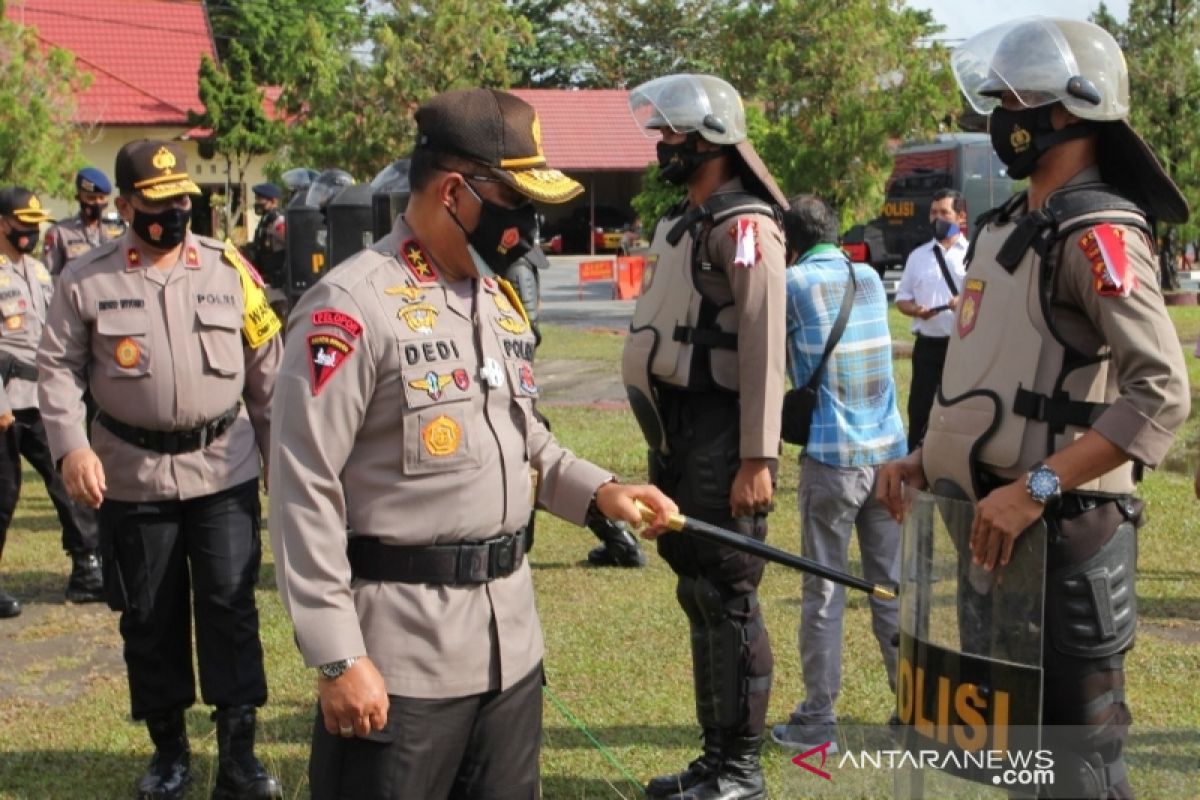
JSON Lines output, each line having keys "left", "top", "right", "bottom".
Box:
{"left": 894, "top": 487, "right": 1046, "bottom": 798}
{"left": 284, "top": 204, "right": 326, "bottom": 304}
{"left": 326, "top": 183, "right": 375, "bottom": 269}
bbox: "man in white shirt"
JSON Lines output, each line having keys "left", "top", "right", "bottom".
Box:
{"left": 895, "top": 189, "right": 968, "bottom": 451}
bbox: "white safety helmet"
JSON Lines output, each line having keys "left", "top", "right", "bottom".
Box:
{"left": 952, "top": 17, "right": 1128, "bottom": 121}
{"left": 629, "top": 74, "right": 747, "bottom": 146}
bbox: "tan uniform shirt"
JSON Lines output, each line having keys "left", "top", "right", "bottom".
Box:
{"left": 0, "top": 253, "right": 53, "bottom": 415}
{"left": 37, "top": 232, "right": 281, "bottom": 502}
{"left": 269, "top": 217, "right": 611, "bottom": 699}
{"left": 43, "top": 214, "right": 112, "bottom": 277}
{"left": 924, "top": 168, "right": 1188, "bottom": 491}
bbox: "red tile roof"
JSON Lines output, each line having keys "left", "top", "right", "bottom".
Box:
{"left": 510, "top": 89, "right": 657, "bottom": 172}
{"left": 5, "top": 0, "right": 215, "bottom": 126}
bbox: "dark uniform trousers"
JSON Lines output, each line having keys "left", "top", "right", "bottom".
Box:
{"left": 0, "top": 407, "right": 98, "bottom": 558}
{"left": 650, "top": 387, "right": 774, "bottom": 738}
{"left": 309, "top": 662, "right": 543, "bottom": 800}
{"left": 97, "top": 478, "right": 267, "bottom": 720}
{"left": 907, "top": 334, "right": 949, "bottom": 452}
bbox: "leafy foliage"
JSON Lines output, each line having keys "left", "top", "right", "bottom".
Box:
{"left": 0, "top": 0, "right": 92, "bottom": 196}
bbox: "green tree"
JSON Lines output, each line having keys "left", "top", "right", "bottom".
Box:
{"left": 284, "top": 0, "right": 531, "bottom": 179}
{"left": 1094, "top": 1, "right": 1200, "bottom": 287}
{"left": 189, "top": 41, "right": 282, "bottom": 240}
{"left": 507, "top": 0, "right": 588, "bottom": 87}
{"left": 720, "top": 0, "right": 958, "bottom": 227}
{"left": 0, "top": 0, "right": 92, "bottom": 196}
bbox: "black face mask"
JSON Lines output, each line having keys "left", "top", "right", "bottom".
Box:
{"left": 931, "top": 218, "right": 960, "bottom": 241}
{"left": 132, "top": 206, "right": 191, "bottom": 249}
{"left": 448, "top": 181, "right": 538, "bottom": 273}
{"left": 656, "top": 136, "right": 723, "bottom": 185}
{"left": 5, "top": 227, "right": 39, "bottom": 255}
{"left": 253, "top": 203, "right": 268, "bottom": 216}
{"left": 80, "top": 202, "right": 105, "bottom": 222}
{"left": 989, "top": 106, "right": 1093, "bottom": 180}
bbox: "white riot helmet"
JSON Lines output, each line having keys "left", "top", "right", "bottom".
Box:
{"left": 629, "top": 73, "right": 747, "bottom": 145}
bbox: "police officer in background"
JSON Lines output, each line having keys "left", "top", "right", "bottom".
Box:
{"left": 879, "top": 19, "right": 1190, "bottom": 799}
{"left": 246, "top": 182, "right": 286, "bottom": 289}
{"left": 43, "top": 167, "right": 116, "bottom": 277}
{"left": 0, "top": 187, "right": 102, "bottom": 617}
{"left": 37, "top": 140, "right": 283, "bottom": 800}
{"left": 269, "top": 88, "right": 676, "bottom": 799}
{"left": 624, "top": 74, "right": 788, "bottom": 800}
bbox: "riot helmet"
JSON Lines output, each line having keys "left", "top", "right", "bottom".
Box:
{"left": 280, "top": 167, "right": 320, "bottom": 205}
{"left": 305, "top": 169, "right": 354, "bottom": 209}
{"left": 953, "top": 18, "right": 1128, "bottom": 120}
{"left": 370, "top": 160, "right": 411, "bottom": 193}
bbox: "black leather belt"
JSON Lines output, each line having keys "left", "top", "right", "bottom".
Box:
{"left": 0, "top": 354, "right": 37, "bottom": 385}
{"left": 96, "top": 403, "right": 241, "bottom": 455}
{"left": 347, "top": 528, "right": 529, "bottom": 585}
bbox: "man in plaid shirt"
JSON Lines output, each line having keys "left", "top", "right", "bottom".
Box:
{"left": 771, "top": 195, "right": 907, "bottom": 754}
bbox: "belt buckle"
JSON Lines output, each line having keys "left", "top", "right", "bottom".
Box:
{"left": 455, "top": 542, "right": 489, "bottom": 584}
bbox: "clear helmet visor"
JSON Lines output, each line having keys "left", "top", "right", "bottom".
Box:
{"left": 370, "top": 160, "right": 411, "bottom": 193}
{"left": 628, "top": 73, "right": 746, "bottom": 145}
{"left": 952, "top": 17, "right": 1129, "bottom": 120}
{"left": 305, "top": 169, "right": 354, "bottom": 208}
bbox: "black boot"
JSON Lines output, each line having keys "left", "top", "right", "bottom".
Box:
{"left": 672, "top": 735, "right": 766, "bottom": 800}
{"left": 0, "top": 588, "right": 20, "bottom": 618}
{"left": 645, "top": 728, "right": 722, "bottom": 797}
{"left": 585, "top": 518, "right": 646, "bottom": 567}
{"left": 66, "top": 551, "right": 104, "bottom": 603}
{"left": 138, "top": 711, "right": 191, "bottom": 800}
{"left": 212, "top": 706, "right": 282, "bottom": 800}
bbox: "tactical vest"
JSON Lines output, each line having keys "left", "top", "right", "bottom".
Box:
{"left": 622, "top": 192, "right": 778, "bottom": 455}
{"left": 922, "top": 184, "right": 1153, "bottom": 501}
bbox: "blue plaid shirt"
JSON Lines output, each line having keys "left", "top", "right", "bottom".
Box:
{"left": 785, "top": 246, "right": 906, "bottom": 467}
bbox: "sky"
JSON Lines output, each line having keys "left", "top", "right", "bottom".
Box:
{"left": 907, "top": 0, "right": 1130, "bottom": 42}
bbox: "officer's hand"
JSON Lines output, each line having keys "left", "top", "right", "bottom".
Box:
{"left": 918, "top": 306, "right": 939, "bottom": 320}
{"left": 0, "top": 412, "right": 13, "bottom": 433}
{"left": 948, "top": 295, "right": 961, "bottom": 311}
{"left": 876, "top": 451, "right": 926, "bottom": 522}
{"left": 730, "top": 458, "right": 773, "bottom": 518}
{"left": 319, "top": 656, "right": 389, "bottom": 738}
{"left": 594, "top": 481, "right": 677, "bottom": 539}
{"left": 62, "top": 447, "right": 106, "bottom": 508}
{"left": 970, "top": 482, "right": 1042, "bottom": 572}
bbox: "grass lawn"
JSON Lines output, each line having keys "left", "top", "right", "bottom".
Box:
{"left": 0, "top": 319, "right": 1197, "bottom": 799}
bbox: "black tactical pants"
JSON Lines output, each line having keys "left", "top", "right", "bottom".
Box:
{"left": 906, "top": 334, "right": 949, "bottom": 452}
{"left": 98, "top": 479, "right": 268, "bottom": 720}
{"left": 651, "top": 390, "right": 774, "bottom": 738}
{"left": 309, "top": 662, "right": 543, "bottom": 800}
{"left": 1041, "top": 496, "right": 1140, "bottom": 799}
{"left": 0, "top": 407, "right": 98, "bottom": 558}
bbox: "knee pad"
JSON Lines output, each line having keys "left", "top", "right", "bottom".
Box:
{"left": 1048, "top": 521, "right": 1136, "bottom": 659}
{"left": 693, "top": 580, "right": 770, "bottom": 729}
{"left": 677, "top": 576, "right": 704, "bottom": 626}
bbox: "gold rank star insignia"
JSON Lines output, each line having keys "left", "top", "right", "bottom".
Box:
{"left": 400, "top": 239, "right": 439, "bottom": 284}
{"left": 409, "top": 371, "right": 455, "bottom": 401}
{"left": 398, "top": 302, "right": 439, "bottom": 335}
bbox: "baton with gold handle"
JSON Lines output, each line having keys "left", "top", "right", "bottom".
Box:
{"left": 634, "top": 500, "right": 897, "bottom": 600}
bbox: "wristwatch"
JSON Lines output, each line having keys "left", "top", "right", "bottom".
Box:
{"left": 1025, "top": 462, "right": 1061, "bottom": 506}
{"left": 317, "top": 657, "right": 358, "bottom": 680}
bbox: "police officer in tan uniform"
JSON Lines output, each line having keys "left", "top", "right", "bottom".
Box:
{"left": 43, "top": 167, "right": 116, "bottom": 277}
{"left": 268, "top": 89, "right": 676, "bottom": 800}
{"left": 878, "top": 19, "right": 1190, "bottom": 799}
{"left": 37, "top": 140, "right": 283, "bottom": 800}
{"left": 0, "top": 187, "right": 102, "bottom": 617}
{"left": 623, "top": 74, "right": 787, "bottom": 800}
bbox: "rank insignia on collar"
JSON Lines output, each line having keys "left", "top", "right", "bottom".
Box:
{"left": 185, "top": 246, "right": 200, "bottom": 267}
{"left": 482, "top": 276, "right": 497, "bottom": 292}
{"left": 384, "top": 284, "right": 426, "bottom": 303}
{"left": 398, "top": 302, "right": 439, "bottom": 335}
{"left": 1079, "top": 224, "right": 1136, "bottom": 298}
{"left": 421, "top": 414, "right": 461, "bottom": 457}
{"left": 957, "top": 278, "right": 985, "bottom": 339}
{"left": 400, "top": 239, "right": 439, "bottom": 284}
{"left": 114, "top": 337, "right": 140, "bottom": 368}
{"left": 308, "top": 333, "right": 353, "bottom": 396}
{"left": 480, "top": 357, "right": 506, "bottom": 388}
{"left": 126, "top": 248, "right": 142, "bottom": 268}
{"left": 409, "top": 371, "right": 455, "bottom": 401}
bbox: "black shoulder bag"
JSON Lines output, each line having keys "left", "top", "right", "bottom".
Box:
{"left": 780, "top": 262, "right": 857, "bottom": 446}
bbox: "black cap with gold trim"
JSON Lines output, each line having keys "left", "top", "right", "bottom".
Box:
{"left": 415, "top": 88, "right": 583, "bottom": 204}
{"left": 115, "top": 140, "right": 202, "bottom": 201}
{"left": 0, "top": 187, "right": 51, "bottom": 225}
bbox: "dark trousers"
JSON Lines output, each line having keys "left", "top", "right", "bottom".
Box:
{"left": 907, "top": 334, "right": 949, "bottom": 452}
{"left": 98, "top": 479, "right": 267, "bottom": 719}
{"left": 651, "top": 389, "right": 774, "bottom": 737}
{"left": 309, "top": 662, "right": 543, "bottom": 800}
{"left": 0, "top": 407, "right": 98, "bottom": 559}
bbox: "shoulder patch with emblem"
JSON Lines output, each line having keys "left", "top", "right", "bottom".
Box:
{"left": 400, "top": 239, "right": 439, "bottom": 284}
{"left": 308, "top": 333, "right": 353, "bottom": 396}
{"left": 730, "top": 218, "right": 761, "bottom": 268}
{"left": 1079, "top": 224, "right": 1136, "bottom": 298}
{"left": 312, "top": 308, "right": 362, "bottom": 339}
